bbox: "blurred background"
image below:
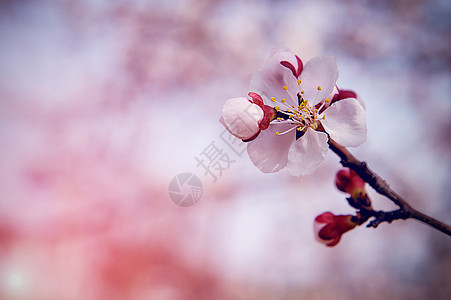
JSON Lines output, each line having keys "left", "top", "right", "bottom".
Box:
{"left": 1, "top": 0, "right": 450, "bottom": 299}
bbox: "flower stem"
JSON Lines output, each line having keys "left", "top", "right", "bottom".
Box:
{"left": 328, "top": 138, "right": 451, "bottom": 237}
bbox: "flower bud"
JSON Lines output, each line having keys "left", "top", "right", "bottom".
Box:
{"left": 221, "top": 93, "right": 276, "bottom": 141}
{"left": 335, "top": 168, "right": 365, "bottom": 199}
{"left": 221, "top": 97, "right": 264, "bottom": 140}
{"left": 313, "top": 212, "right": 357, "bottom": 247}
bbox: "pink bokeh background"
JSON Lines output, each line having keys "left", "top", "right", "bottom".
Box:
{"left": 1, "top": 0, "right": 450, "bottom": 299}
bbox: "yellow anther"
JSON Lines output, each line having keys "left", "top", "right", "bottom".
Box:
{"left": 317, "top": 86, "right": 322, "bottom": 91}
{"left": 301, "top": 116, "right": 304, "bottom": 121}
{"left": 297, "top": 79, "right": 302, "bottom": 85}
{"left": 297, "top": 127, "right": 302, "bottom": 131}
{"left": 315, "top": 109, "right": 318, "bottom": 113}
{"left": 277, "top": 117, "right": 282, "bottom": 121}
{"left": 271, "top": 97, "right": 276, "bottom": 102}
{"left": 281, "top": 99, "right": 286, "bottom": 103}
{"left": 325, "top": 99, "right": 330, "bottom": 103}
{"left": 301, "top": 90, "right": 305, "bottom": 94}
{"left": 322, "top": 115, "right": 326, "bottom": 120}
{"left": 275, "top": 132, "right": 280, "bottom": 136}
{"left": 292, "top": 105, "right": 295, "bottom": 108}
{"left": 283, "top": 86, "right": 288, "bottom": 90}
{"left": 275, "top": 106, "right": 280, "bottom": 112}
{"left": 286, "top": 108, "right": 291, "bottom": 113}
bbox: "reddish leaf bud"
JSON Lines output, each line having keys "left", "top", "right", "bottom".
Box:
{"left": 335, "top": 168, "right": 365, "bottom": 198}
{"left": 313, "top": 212, "right": 357, "bottom": 247}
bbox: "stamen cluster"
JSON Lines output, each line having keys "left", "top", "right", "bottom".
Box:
{"left": 271, "top": 83, "right": 331, "bottom": 137}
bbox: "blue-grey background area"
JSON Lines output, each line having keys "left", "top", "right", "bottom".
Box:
{"left": 0, "top": 0, "right": 450, "bottom": 299}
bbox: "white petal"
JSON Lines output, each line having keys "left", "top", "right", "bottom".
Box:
{"left": 250, "top": 49, "right": 300, "bottom": 107}
{"left": 267, "top": 48, "right": 299, "bottom": 68}
{"left": 300, "top": 56, "right": 338, "bottom": 105}
{"left": 328, "top": 85, "right": 339, "bottom": 100}
{"left": 247, "top": 123, "right": 296, "bottom": 173}
{"left": 356, "top": 95, "right": 366, "bottom": 110}
{"left": 319, "top": 85, "right": 339, "bottom": 110}
{"left": 222, "top": 97, "right": 263, "bottom": 140}
{"left": 338, "top": 89, "right": 366, "bottom": 110}
{"left": 321, "top": 98, "right": 367, "bottom": 147}
{"left": 286, "top": 129, "right": 329, "bottom": 177}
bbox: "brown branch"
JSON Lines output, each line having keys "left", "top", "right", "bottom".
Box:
{"left": 328, "top": 138, "right": 451, "bottom": 237}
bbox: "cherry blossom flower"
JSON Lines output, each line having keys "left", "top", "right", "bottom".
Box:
{"left": 220, "top": 48, "right": 366, "bottom": 176}
{"left": 246, "top": 48, "right": 367, "bottom": 176}
{"left": 313, "top": 212, "right": 357, "bottom": 247}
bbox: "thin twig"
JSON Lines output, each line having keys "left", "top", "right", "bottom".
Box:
{"left": 328, "top": 138, "right": 451, "bottom": 237}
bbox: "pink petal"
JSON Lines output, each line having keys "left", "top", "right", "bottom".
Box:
{"left": 268, "top": 48, "right": 299, "bottom": 69}
{"left": 329, "top": 85, "right": 339, "bottom": 100}
{"left": 299, "top": 56, "right": 338, "bottom": 105}
{"left": 249, "top": 49, "right": 300, "bottom": 107}
{"left": 316, "top": 85, "right": 339, "bottom": 112}
{"left": 286, "top": 129, "right": 329, "bottom": 177}
{"left": 247, "top": 123, "right": 295, "bottom": 173}
{"left": 355, "top": 95, "right": 366, "bottom": 110}
{"left": 320, "top": 99, "right": 367, "bottom": 147}
{"left": 222, "top": 97, "right": 264, "bottom": 140}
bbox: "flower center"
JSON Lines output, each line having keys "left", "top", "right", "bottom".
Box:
{"left": 271, "top": 83, "right": 329, "bottom": 137}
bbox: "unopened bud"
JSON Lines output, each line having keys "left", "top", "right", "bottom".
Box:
{"left": 313, "top": 212, "right": 357, "bottom": 247}
{"left": 335, "top": 168, "right": 365, "bottom": 199}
